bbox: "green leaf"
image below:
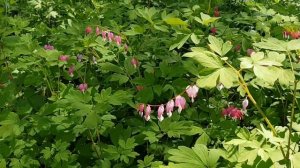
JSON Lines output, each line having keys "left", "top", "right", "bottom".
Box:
{"left": 164, "top": 17, "right": 188, "bottom": 26}
{"left": 183, "top": 48, "right": 223, "bottom": 69}
{"left": 278, "top": 68, "right": 294, "bottom": 86}
{"left": 253, "top": 38, "right": 287, "bottom": 51}
{"left": 83, "top": 112, "right": 99, "bottom": 129}
{"left": 170, "top": 34, "right": 191, "bottom": 50}
{"left": 191, "top": 33, "right": 200, "bottom": 44}
{"left": 287, "top": 39, "right": 300, "bottom": 51}
{"left": 99, "top": 62, "right": 123, "bottom": 73}
{"left": 208, "top": 35, "right": 232, "bottom": 56}
{"left": 253, "top": 66, "right": 279, "bottom": 85}
{"left": 195, "top": 13, "right": 219, "bottom": 26}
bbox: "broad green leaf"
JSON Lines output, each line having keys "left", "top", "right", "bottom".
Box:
{"left": 183, "top": 48, "right": 223, "bottom": 69}
{"left": 253, "top": 38, "right": 287, "bottom": 51}
{"left": 168, "top": 146, "right": 205, "bottom": 166}
{"left": 287, "top": 39, "right": 300, "bottom": 51}
{"left": 197, "top": 71, "right": 220, "bottom": 88}
{"left": 83, "top": 112, "right": 99, "bottom": 129}
{"left": 253, "top": 66, "right": 279, "bottom": 85}
{"left": 191, "top": 33, "right": 200, "bottom": 44}
{"left": 277, "top": 68, "right": 294, "bottom": 86}
{"left": 99, "top": 62, "right": 123, "bottom": 73}
{"left": 291, "top": 152, "right": 300, "bottom": 168}
{"left": 219, "top": 67, "right": 238, "bottom": 88}
{"left": 164, "top": 17, "right": 187, "bottom": 26}
{"left": 195, "top": 13, "right": 219, "bottom": 26}
{"left": 208, "top": 35, "right": 232, "bottom": 56}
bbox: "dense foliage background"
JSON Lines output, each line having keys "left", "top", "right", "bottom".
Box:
{"left": 1, "top": 0, "right": 300, "bottom": 167}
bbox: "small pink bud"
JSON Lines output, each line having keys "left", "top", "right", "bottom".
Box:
{"left": 144, "top": 105, "right": 151, "bottom": 121}
{"left": 214, "top": 8, "right": 220, "bottom": 17}
{"left": 108, "top": 32, "right": 114, "bottom": 41}
{"left": 85, "top": 26, "right": 92, "bottom": 34}
{"left": 235, "top": 44, "right": 241, "bottom": 52}
{"left": 131, "top": 58, "right": 139, "bottom": 68}
{"left": 137, "top": 104, "right": 145, "bottom": 117}
{"left": 115, "top": 36, "right": 122, "bottom": 46}
{"left": 96, "top": 26, "right": 101, "bottom": 36}
{"left": 78, "top": 83, "right": 88, "bottom": 93}
{"left": 242, "top": 97, "right": 249, "bottom": 111}
{"left": 124, "top": 44, "right": 128, "bottom": 53}
{"left": 59, "top": 55, "right": 69, "bottom": 62}
{"left": 247, "top": 49, "right": 255, "bottom": 56}
{"left": 175, "top": 95, "right": 186, "bottom": 113}
{"left": 186, "top": 85, "right": 199, "bottom": 103}
{"left": 44, "top": 44, "right": 54, "bottom": 50}
{"left": 102, "top": 31, "right": 107, "bottom": 41}
{"left": 211, "top": 27, "right": 217, "bottom": 35}
{"left": 77, "top": 54, "right": 83, "bottom": 62}
{"left": 68, "top": 65, "right": 75, "bottom": 77}
{"left": 166, "top": 99, "right": 175, "bottom": 117}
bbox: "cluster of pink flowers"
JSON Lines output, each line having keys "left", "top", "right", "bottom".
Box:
{"left": 283, "top": 30, "right": 300, "bottom": 39}
{"left": 137, "top": 85, "right": 199, "bottom": 121}
{"left": 85, "top": 26, "right": 127, "bottom": 50}
{"left": 221, "top": 98, "right": 249, "bottom": 120}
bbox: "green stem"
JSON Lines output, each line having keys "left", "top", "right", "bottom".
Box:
{"left": 286, "top": 80, "right": 298, "bottom": 160}
{"left": 89, "top": 130, "right": 101, "bottom": 160}
{"left": 224, "top": 60, "right": 285, "bottom": 156}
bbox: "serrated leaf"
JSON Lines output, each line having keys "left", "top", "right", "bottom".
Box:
{"left": 253, "top": 38, "right": 287, "bottom": 51}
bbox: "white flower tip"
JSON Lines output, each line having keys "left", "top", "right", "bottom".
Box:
{"left": 158, "top": 116, "right": 164, "bottom": 122}
{"left": 144, "top": 115, "right": 150, "bottom": 121}
{"left": 167, "top": 112, "right": 172, "bottom": 117}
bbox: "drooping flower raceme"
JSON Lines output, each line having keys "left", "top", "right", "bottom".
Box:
{"left": 166, "top": 99, "right": 175, "bottom": 117}
{"left": 186, "top": 85, "right": 199, "bottom": 103}
{"left": 175, "top": 95, "right": 186, "bottom": 113}
{"left": 78, "top": 83, "right": 88, "bottom": 93}
{"left": 144, "top": 105, "right": 151, "bottom": 121}
{"left": 157, "top": 104, "right": 164, "bottom": 122}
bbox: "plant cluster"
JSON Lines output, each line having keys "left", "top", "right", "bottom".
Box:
{"left": 1, "top": 0, "right": 300, "bottom": 167}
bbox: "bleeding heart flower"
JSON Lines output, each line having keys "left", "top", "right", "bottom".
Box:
{"left": 77, "top": 54, "right": 83, "bottom": 62}
{"left": 175, "top": 95, "right": 186, "bottom": 113}
{"left": 78, "top": 83, "right": 88, "bottom": 93}
{"left": 242, "top": 97, "right": 249, "bottom": 111}
{"left": 115, "top": 36, "right": 122, "bottom": 46}
{"left": 144, "top": 105, "right": 151, "bottom": 121}
{"left": 222, "top": 106, "right": 244, "bottom": 120}
{"left": 44, "top": 44, "right": 54, "bottom": 50}
{"left": 186, "top": 85, "right": 199, "bottom": 103}
{"left": 247, "top": 49, "right": 255, "bottom": 56}
{"left": 85, "top": 26, "right": 92, "bottom": 34}
{"left": 137, "top": 104, "right": 145, "bottom": 117}
{"left": 166, "top": 99, "right": 175, "bottom": 117}
{"left": 59, "top": 55, "right": 69, "bottom": 62}
{"left": 68, "top": 65, "right": 75, "bottom": 77}
{"left": 131, "top": 58, "right": 139, "bottom": 68}
{"left": 102, "top": 31, "right": 107, "bottom": 41}
{"left": 210, "top": 27, "right": 217, "bottom": 35}
{"left": 96, "top": 26, "right": 101, "bottom": 36}
{"left": 157, "top": 104, "right": 164, "bottom": 122}
{"left": 108, "top": 32, "right": 114, "bottom": 41}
